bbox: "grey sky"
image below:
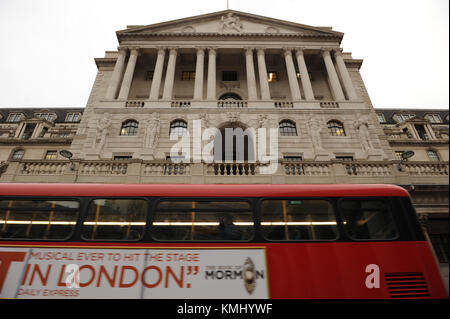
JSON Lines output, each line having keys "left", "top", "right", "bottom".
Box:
{"left": 0, "top": 0, "right": 448, "bottom": 109}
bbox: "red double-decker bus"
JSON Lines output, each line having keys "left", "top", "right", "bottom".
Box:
{"left": 0, "top": 183, "right": 447, "bottom": 299}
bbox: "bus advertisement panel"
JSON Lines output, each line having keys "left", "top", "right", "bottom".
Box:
{"left": 0, "top": 247, "right": 269, "bottom": 299}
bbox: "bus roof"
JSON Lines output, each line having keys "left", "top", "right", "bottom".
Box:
{"left": 0, "top": 184, "right": 410, "bottom": 198}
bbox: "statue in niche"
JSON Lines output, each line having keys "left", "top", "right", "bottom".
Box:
{"left": 355, "top": 119, "right": 373, "bottom": 152}
{"left": 307, "top": 117, "right": 323, "bottom": 152}
{"left": 94, "top": 115, "right": 110, "bottom": 150}
{"left": 220, "top": 13, "right": 243, "bottom": 33}
{"left": 199, "top": 113, "right": 210, "bottom": 131}
{"left": 257, "top": 114, "right": 268, "bottom": 128}
{"left": 145, "top": 112, "right": 160, "bottom": 151}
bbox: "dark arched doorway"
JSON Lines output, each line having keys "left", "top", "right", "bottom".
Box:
{"left": 213, "top": 122, "right": 255, "bottom": 162}
{"left": 218, "top": 93, "right": 242, "bottom": 100}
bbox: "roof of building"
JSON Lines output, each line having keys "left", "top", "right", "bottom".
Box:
{"left": 0, "top": 108, "right": 84, "bottom": 124}
{"left": 374, "top": 109, "right": 449, "bottom": 124}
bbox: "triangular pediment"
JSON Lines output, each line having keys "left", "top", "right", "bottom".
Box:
{"left": 117, "top": 10, "right": 342, "bottom": 39}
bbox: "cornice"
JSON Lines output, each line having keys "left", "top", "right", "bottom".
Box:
{"left": 388, "top": 139, "right": 449, "bottom": 146}
{"left": 0, "top": 138, "right": 73, "bottom": 146}
{"left": 118, "top": 32, "right": 342, "bottom": 41}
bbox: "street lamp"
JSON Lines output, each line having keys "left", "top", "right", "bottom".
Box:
{"left": 397, "top": 150, "right": 414, "bottom": 172}
{"left": 59, "top": 150, "right": 75, "bottom": 170}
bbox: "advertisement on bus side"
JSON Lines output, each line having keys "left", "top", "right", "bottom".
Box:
{"left": 0, "top": 247, "right": 269, "bottom": 299}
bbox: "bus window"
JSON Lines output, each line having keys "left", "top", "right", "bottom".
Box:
{"left": 0, "top": 199, "right": 79, "bottom": 240}
{"left": 152, "top": 200, "right": 254, "bottom": 241}
{"left": 261, "top": 199, "right": 338, "bottom": 241}
{"left": 340, "top": 199, "right": 398, "bottom": 240}
{"left": 81, "top": 199, "right": 147, "bottom": 241}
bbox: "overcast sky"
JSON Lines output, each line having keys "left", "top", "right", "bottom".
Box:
{"left": 0, "top": 0, "right": 448, "bottom": 109}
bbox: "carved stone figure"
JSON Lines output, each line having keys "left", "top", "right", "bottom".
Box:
{"left": 355, "top": 119, "right": 373, "bottom": 152}
{"left": 308, "top": 117, "right": 323, "bottom": 151}
{"left": 145, "top": 112, "right": 160, "bottom": 151}
{"left": 94, "top": 115, "right": 110, "bottom": 150}
{"left": 220, "top": 13, "right": 243, "bottom": 33}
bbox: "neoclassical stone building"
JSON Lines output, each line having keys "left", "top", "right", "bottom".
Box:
{"left": 0, "top": 9, "right": 448, "bottom": 289}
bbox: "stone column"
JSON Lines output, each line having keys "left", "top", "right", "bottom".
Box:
{"left": 105, "top": 48, "right": 127, "bottom": 99}
{"left": 193, "top": 48, "right": 205, "bottom": 100}
{"left": 257, "top": 48, "right": 271, "bottom": 100}
{"left": 149, "top": 48, "right": 166, "bottom": 101}
{"left": 334, "top": 49, "right": 358, "bottom": 100}
{"left": 162, "top": 48, "right": 178, "bottom": 100}
{"left": 118, "top": 47, "right": 139, "bottom": 100}
{"left": 321, "top": 48, "right": 345, "bottom": 101}
{"left": 14, "top": 122, "right": 26, "bottom": 138}
{"left": 295, "top": 48, "right": 315, "bottom": 101}
{"left": 206, "top": 48, "right": 217, "bottom": 100}
{"left": 283, "top": 48, "right": 302, "bottom": 101}
{"left": 245, "top": 48, "right": 258, "bottom": 101}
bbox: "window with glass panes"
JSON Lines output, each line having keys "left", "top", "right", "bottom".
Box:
{"left": 120, "top": 120, "right": 139, "bottom": 136}
{"left": 427, "top": 150, "right": 440, "bottom": 161}
{"left": 170, "top": 120, "right": 188, "bottom": 137}
{"left": 327, "top": 121, "right": 346, "bottom": 136}
{"left": 44, "top": 150, "right": 57, "bottom": 160}
{"left": 279, "top": 120, "right": 297, "bottom": 136}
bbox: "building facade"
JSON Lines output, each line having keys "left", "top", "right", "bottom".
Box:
{"left": 0, "top": 10, "right": 448, "bottom": 289}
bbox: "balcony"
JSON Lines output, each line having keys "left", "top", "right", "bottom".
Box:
{"left": 99, "top": 98, "right": 364, "bottom": 110}
{"left": 2, "top": 159, "right": 448, "bottom": 185}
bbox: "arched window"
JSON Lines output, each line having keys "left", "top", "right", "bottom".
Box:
{"left": 11, "top": 149, "right": 24, "bottom": 160}
{"left": 327, "top": 120, "right": 346, "bottom": 136}
{"left": 170, "top": 120, "right": 188, "bottom": 137}
{"left": 427, "top": 150, "right": 440, "bottom": 161}
{"left": 120, "top": 120, "right": 138, "bottom": 136}
{"left": 279, "top": 120, "right": 297, "bottom": 136}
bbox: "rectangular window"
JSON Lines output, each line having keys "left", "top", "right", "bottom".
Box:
{"left": 394, "top": 151, "right": 405, "bottom": 161}
{"left": 66, "top": 113, "right": 80, "bottom": 122}
{"left": 114, "top": 156, "right": 132, "bottom": 161}
{"left": 426, "top": 114, "right": 442, "bottom": 124}
{"left": 45, "top": 150, "right": 58, "bottom": 160}
{"left": 35, "top": 113, "right": 56, "bottom": 122}
{"left": 222, "top": 71, "right": 238, "bottom": 81}
{"left": 283, "top": 156, "right": 302, "bottom": 161}
{"left": 152, "top": 199, "right": 254, "bottom": 241}
{"left": 267, "top": 72, "right": 278, "bottom": 82}
{"left": 376, "top": 113, "right": 385, "bottom": 123}
{"left": 339, "top": 199, "right": 398, "bottom": 240}
{"left": 7, "top": 113, "right": 23, "bottom": 123}
{"left": 181, "top": 71, "right": 195, "bottom": 80}
{"left": 0, "top": 199, "right": 79, "bottom": 240}
{"left": 397, "top": 114, "right": 414, "bottom": 122}
{"left": 336, "top": 156, "right": 354, "bottom": 161}
{"left": 261, "top": 199, "right": 338, "bottom": 241}
{"left": 81, "top": 199, "right": 148, "bottom": 241}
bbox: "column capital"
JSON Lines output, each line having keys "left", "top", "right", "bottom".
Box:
{"left": 282, "top": 48, "right": 294, "bottom": 57}
{"left": 128, "top": 47, "right": 140, "bottom": 56}
{"left": 155, "top": 46, "right": 167, "bottom": 54}
{"left": 295, "top": 47, "right": 306, "bottom": 56}
{"left": 244, "top": 47, "right": 255, "bottom": 55}
{"left": 117, "top": 46, "right": 127, "bottom": 53}
{"left": 333, "top": 48, "right": 344, "bottom": 57}
{"left": 167, "top": 47, "right": 178, "bottom": 55}
{"left": 256, "top": 48, "right": 266, "bottom": 55}
{"left": 320, "top": 47, "right": 333, "bottom": 55}
{"left": 207, "top": 47, "right": 218, "bottom": 55}
{"left": 195, "top": 47, "right": 206, "bottom": 55}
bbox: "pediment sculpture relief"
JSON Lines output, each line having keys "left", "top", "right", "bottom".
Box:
{"left": 220, "top": 13, "right": 243, "bottom": 33}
